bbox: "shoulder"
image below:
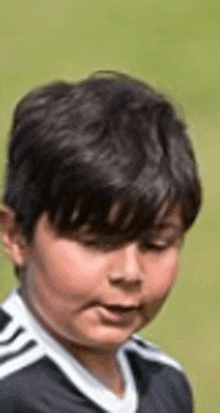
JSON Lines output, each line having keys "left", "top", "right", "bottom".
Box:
{"left": 0, "top": 295, "right": 44, "bottom": 382}
{"left": 0, "top": 302, "right": 49, "bottom": 412}
{"left": 123, "top": 335, "right": 193, "bottom": 411}
{"left": 125, "top": 334, "right": 182, "bottom": 369}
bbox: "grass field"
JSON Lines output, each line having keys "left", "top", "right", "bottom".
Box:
{"left": 1, "top": 0, "right": 220, "bottom": 411}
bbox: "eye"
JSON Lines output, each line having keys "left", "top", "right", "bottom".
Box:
{"left": 139, "top": 242, "right": 167, "bottom": 252}
{"left": 139, "top": 236, "right": 183, "bottom": 252}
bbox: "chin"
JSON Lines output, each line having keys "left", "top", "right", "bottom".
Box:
{"left": 88, "top": 329, "right": 136, "bottom": 351}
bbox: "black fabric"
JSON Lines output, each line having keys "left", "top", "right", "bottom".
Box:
{"left": 0, "top": 357, "right": 106, "bottom": 413}
{"left": 0, "top": 309, "right": 12, "bottom": 332}
{"left": 0, "top": 354, "right": 193, "bottom": 413}
{"left": 126, "top": 350, "right": 193, "bottom": 413}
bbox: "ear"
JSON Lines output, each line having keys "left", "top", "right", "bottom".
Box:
{"left": 0, "top": 205, "right": 28, "bottom": 267}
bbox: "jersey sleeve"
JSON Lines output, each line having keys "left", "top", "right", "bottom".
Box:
{"left": 125, "top": 335, "right": 194, "bottom": 412}
{"left": 135, "top": 363, "right": 194, "bottom": 413}
{"left": 164, "top": 366, "right": 194, "bottom": 412}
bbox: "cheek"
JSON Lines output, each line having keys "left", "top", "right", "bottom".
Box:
{"left": 144, "top": 251, "right": 179, "bottom": 302}
{"left": 32, "top": 239, "right": 108, "bottom": 297}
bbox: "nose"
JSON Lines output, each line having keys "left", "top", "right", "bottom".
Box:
{"left": 109, "top": 243, "right": 143, "bottom": 284}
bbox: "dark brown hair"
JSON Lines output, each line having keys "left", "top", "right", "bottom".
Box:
{"left": 3, "top": 71, "right": 202, "bottom": 275}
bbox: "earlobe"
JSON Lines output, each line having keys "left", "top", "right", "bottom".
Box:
{"left": 0, "top": 205, "right": 27, "bottom": 267}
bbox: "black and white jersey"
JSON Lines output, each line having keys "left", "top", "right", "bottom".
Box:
{"left": 0, "top": 290, "right": 193, "bottom": 412}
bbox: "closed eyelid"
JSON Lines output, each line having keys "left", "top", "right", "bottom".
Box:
{"left": 138, "top": 231, "right": 184, "bottom": 250}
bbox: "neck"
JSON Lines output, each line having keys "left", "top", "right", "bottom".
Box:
{"left": 62, "top": 340, "right": 125, "bottom": 397}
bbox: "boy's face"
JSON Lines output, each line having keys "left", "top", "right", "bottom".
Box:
{"left": 16, "top": 206, "right": 183, "bottom": 353}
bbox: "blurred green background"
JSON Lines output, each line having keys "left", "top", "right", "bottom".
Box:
{"left": 1, "top": 0, "right": 219, "bottom": 411}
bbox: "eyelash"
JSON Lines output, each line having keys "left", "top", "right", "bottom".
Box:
{"left": 144, "top": 244, "right": 167, "bottom": 251}
{"left": 139, "top": 238, "right": 182, "bottom": 252}
{"left": 139, "top": 243, "right": 167, "bottom": 252}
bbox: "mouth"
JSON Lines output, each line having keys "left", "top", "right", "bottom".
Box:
{"left": 104, "top": 304, "right": 141, "bottom": 313}
{"left": 96, "top": 303, "right": 141, "bottom": 324}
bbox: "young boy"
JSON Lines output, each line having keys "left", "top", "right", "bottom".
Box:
{"left": 0, "top": 71, "right": 201, "bottom": 412}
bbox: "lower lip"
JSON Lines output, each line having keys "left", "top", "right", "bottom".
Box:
{"left": 96, "top": 306, "right": 139, "bottom": 324}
